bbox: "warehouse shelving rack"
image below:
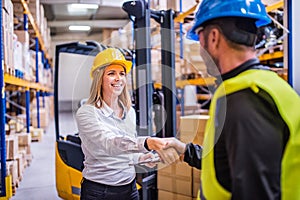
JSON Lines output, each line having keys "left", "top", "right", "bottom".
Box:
{"left": 0, "top": 0, "right": 53, "bottom": 197}
{"left": 258, "top": 0, "right": 284, "bottom": 64}
{"left": 172, "top": 0, "right": 293, "bottom": 115}
{"left": 172, "top": 0, "right": 217, "bottom": 115}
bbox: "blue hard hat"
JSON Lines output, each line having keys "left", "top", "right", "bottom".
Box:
{"left": 187, "top": 0, "right": 272, "bottom": 41}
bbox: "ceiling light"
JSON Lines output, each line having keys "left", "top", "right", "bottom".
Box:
{"left": 70, "top": 4, "right": 99, "bottom": 9}
{"left": 100, "top": 0, "right": 127, "bottom": 7}
{"left": 67, "top": 4, "right": 99, "bottom": 15}
{"left": 69, "top": 25, "right": 91, "bottom": 31}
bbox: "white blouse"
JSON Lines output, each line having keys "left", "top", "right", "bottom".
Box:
{"left": 76, "top": 102, "right": 148, "bottom": 186}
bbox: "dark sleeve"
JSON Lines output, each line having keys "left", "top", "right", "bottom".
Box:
{"left": 216, "top": 89, "right": 287, "bottom": 200}
{"left": 144, "top": 138, "right": 150, "bottom": 151}
{"left": 183, "top": 143, "right": 202, "bottom": 169}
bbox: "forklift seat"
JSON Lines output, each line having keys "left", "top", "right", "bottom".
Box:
{"left": 57, "top": 139, "right": 84, "bottom": 172}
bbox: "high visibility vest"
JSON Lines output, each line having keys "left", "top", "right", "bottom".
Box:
{"left": 201, "top": 69, "right": 300, "bottom": 200}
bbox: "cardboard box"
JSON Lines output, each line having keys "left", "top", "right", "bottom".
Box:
{"left": 16, "top": 150, "right": 26, "bottom": 178}
{"left": 14, "top": 30, "right": 29, "bottom": 45}
{"left": 6, "top": 160, "right": 18, "bottom": 187}
{"left": 6, "top": 135, "right": 19, "bottom": 160}
{"left": 157, "top": 162, "right": 193, "bottom": 196}
{"left": 8, "top": 119, "right": 17, "bottom": 134}
{"left": 19, "top": 145, "right": 32, "bottom": 163}
{"left": 179, "top": 115, "right": 209, "bottom": 145}
{"left": 17, "top": 114, "right": 27, "bottom": 125}
{"left": 5, "top": 123, "right": 9, "bottom": 135}
{"left": 31, "top": 108, "right": 49, "bottom": 128}
{"left": 193, "top": 168, "right": 201, "bottom": 198}
{"left": 158, "top": 190, "right": 193, "bottom": 200}
{"left": 30, "top": 127, "right": 44, "bottom": 141}
{"left": 17, "top": 132, "right": 31, "bottom": 146}
{"left": 12, "top": 2, "right": 23, "bottom": 13}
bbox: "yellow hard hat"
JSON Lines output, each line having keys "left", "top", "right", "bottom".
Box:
{"left": 90, "top": 48, "right": 132, "bottom": 78}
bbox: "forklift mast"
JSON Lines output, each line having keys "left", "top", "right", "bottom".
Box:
{"left": 123, "top": 0, "right": 177, "bottom": 138}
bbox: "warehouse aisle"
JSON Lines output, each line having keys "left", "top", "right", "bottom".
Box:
{"left": 11, "top": 119, "right": 62, "bottom": 200}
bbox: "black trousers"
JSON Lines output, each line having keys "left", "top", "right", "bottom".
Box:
{"left": 80, "top": 178, "right": 139, "bottom": 200}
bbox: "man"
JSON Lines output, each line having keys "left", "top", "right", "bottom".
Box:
{"left": 164, "top": 0, "right": 300, "bottom": 199}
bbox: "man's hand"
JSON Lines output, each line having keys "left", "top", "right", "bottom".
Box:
{"left": 163, "top": 137, "right": 186, "bottom": 154}
{"left": 156, "top": 147, "right": 180, "bottom": 165}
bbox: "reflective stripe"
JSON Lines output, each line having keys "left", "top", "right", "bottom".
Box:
{"left": 72, "top": 186, "right": 81, "bottom": 195}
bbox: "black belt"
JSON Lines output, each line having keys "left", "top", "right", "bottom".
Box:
{"left": 82, "top": 178, "right": 136, "bottom": 192}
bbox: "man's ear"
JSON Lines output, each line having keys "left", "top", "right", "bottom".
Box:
{"left": 208, "top": 27, "right": 221, "bottom": 51}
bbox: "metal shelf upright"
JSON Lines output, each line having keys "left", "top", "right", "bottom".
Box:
{"left": 178, "top": 0, "right": 185, "bottom": 116}
{"left": 0, "top": 0, "right": 13, "bottom": 199}
{"left": 0, "top": 0, "right": 6, "bottom": 196}
{"left": 287, "top": 0, "right": 300, "bottom": 93}
{"left": 23, "top": 4, "right": 31, "bottom": 133}
{"left": 35, "top": 37, "right": 41, "bottom": 129}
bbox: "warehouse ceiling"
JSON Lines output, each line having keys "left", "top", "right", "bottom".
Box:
{"left": 40, "top": 0, "right": 281, "bottom": 36}
{"left": 40, "top": 0, "right": 130, "bottom": 35}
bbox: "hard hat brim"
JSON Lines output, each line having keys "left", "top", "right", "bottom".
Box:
{"left": 90, "top": 60, "right": 132, "bottom": 79}
{"left": 110, "top": 60, "right": 132, "bottom": 74}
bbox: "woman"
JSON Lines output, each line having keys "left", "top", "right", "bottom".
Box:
{"left": 76, "top": 48, "right": 166, "bottom": 200}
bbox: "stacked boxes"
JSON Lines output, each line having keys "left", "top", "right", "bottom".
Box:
{"left": 8, "top": 118, "right": 24, "bottom": 134}
{"left": 157, "top": 162, "right": 202, "bottom": 200}
{"left": 18, "top": 132, "right": 32, "bottom": 147}
{"left": 29, "top": 50, "right": 46, "bottom": 83}
{"left": 193, "top": 168, "right": 201, "bottom": 198}
{"left": 3, "top": 0, "right": 52, "bottom": 195}
{"left": 5, "top": 135, "right": 19, "bottom": 188}
{"left": 157, "top": 115, "right": 209, "bottom": 199}
{"left": 179, "top": 115, "right": 209, "bottom": 145}
{"left": 13, "top": 0, "right": 40, "bottom": 31}
{"left": 12, "top": 0, "right": 52, "bottom": 82}
{"left": 6, "top": 135, "right": 19, "bottom": 161}
{"left": 6, "top": 160, "right": 18, "bottom": 189}
{"left": 158, "top": 190, "right": 193, "bottom": 200}
{"left": 31, "top": 108, "right": 49, "bottom": 128}
{"left": 158, "top": 162, "right": 193, "bottom": 198}
{"left": 31, "top": 96, "right": 53, "bottom": 128}
{"left": 5, "top": 132, "right": 32, "bottom": 191}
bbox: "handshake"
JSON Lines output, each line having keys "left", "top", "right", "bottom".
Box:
{"left": 138, "top": 137, "right": 186, "bottom": 167}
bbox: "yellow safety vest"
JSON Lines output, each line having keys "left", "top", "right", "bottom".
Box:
{"left": 201, "top": 69, "right": 300, "bottom": 200}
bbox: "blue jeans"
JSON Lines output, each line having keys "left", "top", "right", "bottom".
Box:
{"left": 80, "top": 178, "right": 139, "bottom": 200}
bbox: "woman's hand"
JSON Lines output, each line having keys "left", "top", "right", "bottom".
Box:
{"left": 138, "top": 152, "right": 159, "bottom": 168}
{"left": 146, "top": 137, "right": 167, "bottom": 151}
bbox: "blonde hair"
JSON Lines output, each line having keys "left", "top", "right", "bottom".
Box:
{"left": 86, "top": 66, "right": 132, "bottom": 110}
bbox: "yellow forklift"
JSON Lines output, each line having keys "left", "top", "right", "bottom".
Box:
{"left": 54, "top": 41, "right": 101, "bottom": 199}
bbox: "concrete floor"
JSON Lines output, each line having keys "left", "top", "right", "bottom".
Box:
{"left": 12, "top": 119, "right": 62, "bottom": 200}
